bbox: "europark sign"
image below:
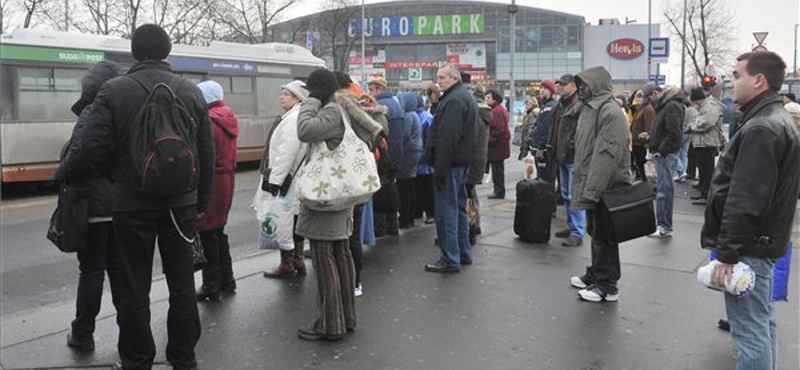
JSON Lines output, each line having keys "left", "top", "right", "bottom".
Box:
{"left": 349, "top": 14, "right": 484, "bottom": 37}
{"left": 0, "top": 44, "right": 105, "bottom": 63}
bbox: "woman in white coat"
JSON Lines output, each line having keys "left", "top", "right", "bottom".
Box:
{"left": 261, "top": 80, "right": 310, "bottom": 278}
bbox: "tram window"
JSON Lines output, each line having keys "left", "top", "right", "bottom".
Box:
{"left": 19, "top": 68, "right": 53, "bottom": 90}
{"left": 54, "top": 69, "right": 83, "bottom": 91}
{"left": 18, "top": 68, "right": 80, "bottom": 121}
{"left": 183, "top": 73, "right": 204, "bottom": 85}
{"left": 256, "top": 77, "right": 286, "bottom": 116}
{"left": 208, "top": 75, "right": 231, "bottom": 92}
{"left": 232, "top": 77, "right": 253, "bottom": 94}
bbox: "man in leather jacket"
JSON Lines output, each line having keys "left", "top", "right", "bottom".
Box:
{"left": 701, "top": 51, "right": 800, "bottom": 370}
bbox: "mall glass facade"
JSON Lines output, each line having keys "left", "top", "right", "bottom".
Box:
{"left": 270, "top": 1, "right": 585, "bottom": 90}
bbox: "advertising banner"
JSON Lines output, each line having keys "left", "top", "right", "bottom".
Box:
{"left": 0, "top": 45, "right": 105, "bottom": 64}
{"left": 446, "top": 43, "right": 486, "bottom": 69}
{"left": 349, "top": 14, "right": 483, "bottom": 37}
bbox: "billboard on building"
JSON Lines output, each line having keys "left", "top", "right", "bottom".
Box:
{"left": 348, "top": 14, "right": 484, "bottom": 37}
{"left": 583, "top": 23, "right": 660, "bottom": 82}
{"left": 446, "top": 43, "right": 486, "bottom": 69}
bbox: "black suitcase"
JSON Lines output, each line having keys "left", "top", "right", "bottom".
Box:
{"left": 514, "top": 179, "right": 555, "bottom": 243}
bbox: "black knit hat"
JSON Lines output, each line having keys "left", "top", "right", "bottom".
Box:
{"left": 690, "top": 87, "right": 707, "bottom": 102}
{"left": 305, "top": 69, "right": 339, "bottom": 103}
{"left": 131, "top": 24, "right": 172, "bottom": 61}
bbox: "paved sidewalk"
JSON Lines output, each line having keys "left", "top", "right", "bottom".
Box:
{"left": 2, "top": 164, "right": 798, "bottom": 370}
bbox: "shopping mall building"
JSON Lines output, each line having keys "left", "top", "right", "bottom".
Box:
{"left": 269, "top": 0, "right": 662, "bottom": 95}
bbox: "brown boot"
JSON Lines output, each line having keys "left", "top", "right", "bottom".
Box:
{"left": 263, "top": 250, "right": 296, "bottom": 278}
{"left": 293, "top": 243, "right": 307, "bottom": 276}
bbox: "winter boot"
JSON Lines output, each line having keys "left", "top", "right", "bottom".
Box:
{"left": 293, "top": 243, "right": 307, "bottom": 276}
{"left": 263, "top": 250, "right": 297, "bottom": 278}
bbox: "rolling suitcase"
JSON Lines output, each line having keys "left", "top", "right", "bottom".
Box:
{"left": 514, "top": 179, "right": 555, "bottom": 243}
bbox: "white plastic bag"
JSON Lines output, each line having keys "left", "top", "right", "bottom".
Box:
{"left": 254, "top": 194, "right": 295, "bottom": 251}
{"left": 697, "top": 260, "right": 756, "bottom": 297}
{"left": 522, "top": 153, "right": 536, "bottom": 179}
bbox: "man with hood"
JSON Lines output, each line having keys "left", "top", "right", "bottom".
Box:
{"left": 397, "top": 92, "right": 423, "bottom": 228}
{"left": 415, "top": 95, "right": 436, "bottom": 224}
{"left": 467, "top": 87, "right": 492, "bottom": 243}
{"left": 647, "top": 86, "right": 685, "bottom": 238}
{"left": 80, "top": 24, "right": 214, "bottom": 370}
{"left": 368, "top": 76, "right": 401, "bottom": 236}
{"left": 568, "top": 66, "right": 632, "bottom": 302}
{"left": 687, "top": 87, "right": 724, "bottom": 206}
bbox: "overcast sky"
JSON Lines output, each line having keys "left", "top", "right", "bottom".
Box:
{"left": 283, "top": 0, "right": 800, "bottom": 84}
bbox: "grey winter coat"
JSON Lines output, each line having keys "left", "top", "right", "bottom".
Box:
{"left": 572, "top": 67, "right": 633, "bottom": 210}
{"left": 295, "top": 92, "right": 384, "bottom": 241}
{"left": 468, "top": 101, "right": 492, "bottom": 185}
{"left": 689, "top": 97, "right": 725, "bottom": 148}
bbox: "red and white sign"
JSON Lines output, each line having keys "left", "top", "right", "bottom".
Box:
{"left": 385, "top": 61, "right": 440, "bottom": 69}
{"left": 607, "top": 38, "right": 645, "bottom": 60}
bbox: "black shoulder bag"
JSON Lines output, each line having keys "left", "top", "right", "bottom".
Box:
{"left": 592, "top": 100, "right": 656, "bottom": 243}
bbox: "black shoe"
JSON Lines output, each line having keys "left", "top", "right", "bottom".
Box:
{"left": 221, "top": 280, "right": 237, "bottom": 293}
{"left": 487, "top": 194, "right": 505, "bottom": 200}
{"left": 692, "top": 183, "right": 701, "bottom": 189}
{"left": 424, "top": 261, "right": 460, "bottom": 273}
{"left": 297, "top": 325, "right": 344, "bottom": 341}
{"left": 690, "top": 194, "right": 704, "bottom": 200}
{"left": 717, "top": 319, "right": 730, "bottom": 332}
{"left": 692, "top": 198, "right": 707, "bottom": 205}
{"left": 424, "top": 217, "right": 435, "bottom": 224}
{"left": 561, "top": 236, "right": 583, "bottom": 247}
{"left": 66, "top": 332, "right": 95, "bottom": 352}
{"left": 554, "top": 229, "right": 571, "bottom": 238}
{"left": 196, "top": 285, "right": 220, "bottom": 301}
{"left": 460, "top": 257, "right": 473, "bottom": 266}
{"left": 386, "top": 230, "right": 399, "bottom": 236}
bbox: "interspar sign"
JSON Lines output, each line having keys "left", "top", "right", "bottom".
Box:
{"left": 606, "top": 38, "right": 644, "bottom": 60}
{"left": 349, "top": 14, "right": 484, "bottom": 37}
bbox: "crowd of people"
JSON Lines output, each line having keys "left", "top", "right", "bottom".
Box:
{"left": 54, "top": 23, "right": 799, "bottom": 370}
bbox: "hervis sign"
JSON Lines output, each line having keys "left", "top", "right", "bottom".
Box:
{"left": 607, "top": 38, "right": 644, "bottom": 60}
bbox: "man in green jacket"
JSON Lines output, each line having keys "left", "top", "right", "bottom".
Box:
{"left": 568, "top": 66, "right": 632, "bottom": 302}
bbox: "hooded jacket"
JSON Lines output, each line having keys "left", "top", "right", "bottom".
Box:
{"left": 649, "top": 89, "right": 685, "bottom": 156}
{"left": 572, "top": 67, "right": 633, "bottom": 210}
{"left": 397, "top": 92, "right": 423, "bottom": 179}
{"left": 468, "top": 100, "right": 492, "bottom": 185}
{"left": 56, "top": 61, "right": 121, "bottom": 218}
{"left": 80, "top": 60, "right": 215, "bottom": 212}
{"left": 425, "top": 81, "right": 478, "bottom": 177}
{"left": 375, "top": 90, "right": 405, "bottom": 174}
{"left": 487, "top": 102, "right": 511, "bottom": 161}
{"left": 417, "top": 98, "right": 435, "bottom": 176}
{"left": 197, "top": 101, "right": 239, "bottom": 230}
{"left": 689, "top": 96, "right": 725, "bottom": 148}
{"left": 295, "top": 91, "right": 384, "bottom": 240}
{"left": 701, "top": 93, "right": 800, "bottom": 264}
{"left": 265, "top": 104, "right": 307, "bottom": 192}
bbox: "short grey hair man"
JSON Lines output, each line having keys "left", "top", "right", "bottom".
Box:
{"left": 440, "top": 63, "right": 462, "bottom": 81}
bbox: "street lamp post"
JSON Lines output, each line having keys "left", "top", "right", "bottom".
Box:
{"left": 680, "top": 0, "right": 687, "bottom": 89}
{"left": 508, "top": 0, "right": 517, "bottom": 125}
{"left": 647, "top": 0, "right": 652, "bottom": 82}
{"left": 794, "top": 23, "right": 798, "bottom": 78}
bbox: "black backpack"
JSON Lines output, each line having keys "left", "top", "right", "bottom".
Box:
{"left": 127, "top": 75, "right": 198, "bottom": 197}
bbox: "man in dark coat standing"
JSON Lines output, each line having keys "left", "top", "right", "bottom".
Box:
{"left": 531, "top": 79, "right": 558, "bottom": 183}
{"left": 80, "top": 24, "right": 214, "bottom": 370}
{"left": 485, "top": 89, "right": 510, "bottom": 199}
{"left": 424, "top": 64, "right": 478, "bottom": 273}
{"left": 702, "top": 51, "right": 800, "bottom": 370}
{"left": 368, "top": 76, "right": 401, "bottom": 236}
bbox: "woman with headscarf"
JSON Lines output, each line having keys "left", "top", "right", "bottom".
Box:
{"left": 260, "top": 80, "right": 311, "bottom": 279}
{"left": 195, "top": 80, "right": 240, "bottom": 301}
{"left": 295, "top": 69, "right": 383, "bottom": 341}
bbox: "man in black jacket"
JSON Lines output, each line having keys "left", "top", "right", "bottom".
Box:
{"left": 646, "top": 85, "right": 684, "bottom": 238}
{"left": 80, "top": 24, "right": 214, "bottom": 370}
{"left": 702, "top": 51, "right": 800, "bottom": 370}
{"left": 424, "top": 63, "right": 478, "bottom": 273}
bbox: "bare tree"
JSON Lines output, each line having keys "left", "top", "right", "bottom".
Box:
{"left": 664, "top": 0, "right": 736, "bottom": 82}
{"left": 213, "top": 0, "right": 300, "bottom": 43}
{"left": 314, "top": 0, "right": 358, "bottom": 71}
{"left": 78, "top": 0, "right": 116, "bottom": 35}
{"left": 151, "top": 0, "right": 215, "bottom": 44}
{"left": 21, "top": 0, "right": 49, "bottom": 28}
{"left": 0, "top": 0, "right": 13, "bottom": 33}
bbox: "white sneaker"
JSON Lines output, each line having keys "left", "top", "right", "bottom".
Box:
{"left": 570, "top": 276, "right": 588, "bottom": 289}
{"left": 647, "top": 227, "right": 673, "bottom": 238}
{"left": 578, "top": 286, "right": 619, "bottom": 302}
{"left": 482, "top": 174, "right": 491, "bottom": 184}
{"left": 354, "top": 284, "right": 363, "bottom": 298}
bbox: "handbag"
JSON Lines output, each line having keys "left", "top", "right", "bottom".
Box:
{"left": 46, "top": 184, "right": 89, "bottom": 253}
{"left": 598, "top": 181, "right": 656, "bottom": 243}
{"left": 169, "top": 209, "right": 207, "bottom": 271}
{"left": 294, "top": 106, "right": 381, "bottom": 211}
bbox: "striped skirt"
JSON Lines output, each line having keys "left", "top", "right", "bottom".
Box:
{"left": 309, "top": 239, "right": 357, "bottom": 336}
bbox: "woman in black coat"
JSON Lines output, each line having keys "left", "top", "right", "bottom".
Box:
{"left": 55, "top": 61, "right": 123, "bottom": 352}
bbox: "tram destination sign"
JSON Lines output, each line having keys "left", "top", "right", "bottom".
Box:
{"left": 0, "top": 45, "right": 105, "bottom": 64}
{"left": 168, "top": 56, "right": 257, "bottom": 75}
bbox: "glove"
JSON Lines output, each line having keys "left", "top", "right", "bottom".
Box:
{"left": 308, "top": 87, "right": 330, "bottom": 103}
{"left": 518, "top": 149, "right": 527, "bottom": 160}
{"left": 261, "top": 180, "right": 281, "bottom": 196}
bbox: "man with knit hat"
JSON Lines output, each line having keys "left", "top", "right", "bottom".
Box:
{"left": 81, "top": 24, "right": 214, "bottom": 370}
{"left": 528, "top": 78, "right": 557, "bottom": 183}
{"left": 687, "top": 87, "right": 724, "bottom": 206}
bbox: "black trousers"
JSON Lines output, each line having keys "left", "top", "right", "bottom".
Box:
{"left": 348, "top": 204, "right": 364, "bottom": 286}
{"left": 72, "top": 221, "right": 122, "bottom": 342}
{"left": 199, "top": 227, "right": 234, "bottom": 291}
{"left": 489, "top": 160, "right": 506, "bottom": 197}
{"left": 694, "top": 147, "right": 717, "bottom": 197}
{"left": 397, "top": 178, "right": 417, "bottom": 226}
{"left": 584, "top": 209, "right": 621, "bottom": 294}
{"left": 413, "top": 174, "right": 435, "bottom": 219}
{"left": 686, "top": 145, "right": 698, "bottom": 179}
{"left": 113, "top": 206, "right": 201, "bottom": 370}
{"left": 631, "top": 146, "right": 648, "bottom": 181}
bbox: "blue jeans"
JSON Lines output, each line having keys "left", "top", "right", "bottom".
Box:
{"left": 678, "top": 133, "right": 691, "bottom": 176}
{"left": 725, "top": 256, "right": 776, "bottom": 370}
{"left": 654, "top": 154, "right": 678, "bottom": 231}
{"left": 558, "top": 163, "right": 585, "bottom": 237}
{"left": 434, "top": 167, "right": 471, "bottom": 266}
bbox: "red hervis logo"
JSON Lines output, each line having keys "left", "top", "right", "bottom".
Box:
{"left": 607, "top": 38, "right": 645, "bottom": 59}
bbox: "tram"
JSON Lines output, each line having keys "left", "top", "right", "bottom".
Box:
{"left": 0, "top": 29, "right": 325, "bottom": 183}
